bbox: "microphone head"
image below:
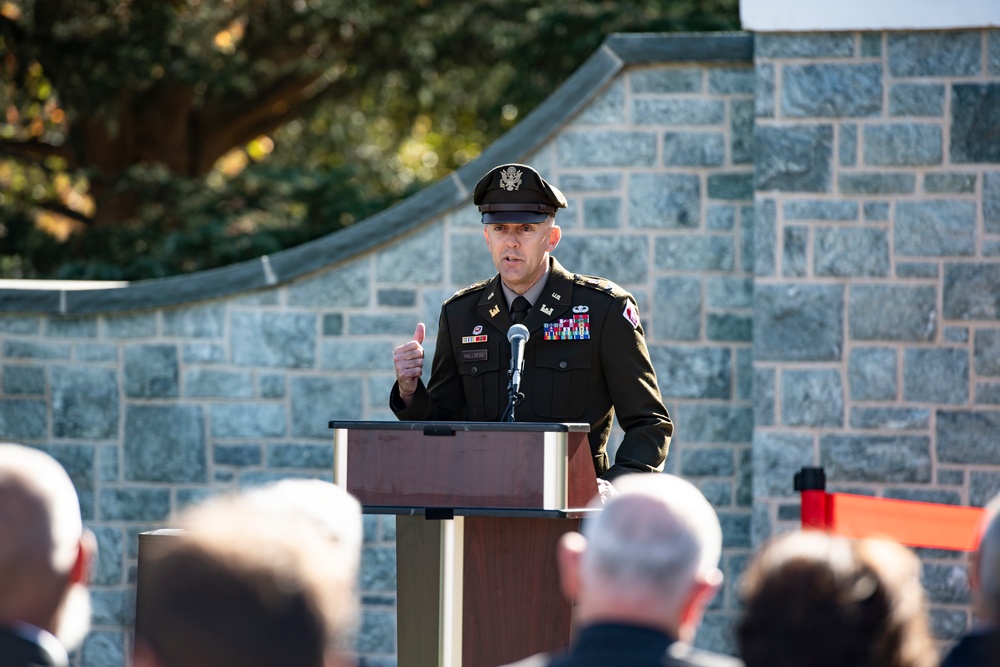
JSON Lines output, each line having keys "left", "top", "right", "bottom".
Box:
{"left": 507, "top": 323, "right": 530, "bottom": 343}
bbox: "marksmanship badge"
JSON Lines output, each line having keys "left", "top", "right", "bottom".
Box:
{"left": 499, "top": 166, "right": 522, "bottom": 191}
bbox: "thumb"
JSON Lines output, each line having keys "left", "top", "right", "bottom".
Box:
{"left": 414, "top": 322, "right": 426, "bottom": 345}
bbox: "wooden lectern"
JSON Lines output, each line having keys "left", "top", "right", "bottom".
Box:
{"left": 328, "top": 421, "right": 598, "bottom": 667}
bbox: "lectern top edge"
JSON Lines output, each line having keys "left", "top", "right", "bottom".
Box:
{"left": 328, "top": 420, "right": 591, "bottom": 433}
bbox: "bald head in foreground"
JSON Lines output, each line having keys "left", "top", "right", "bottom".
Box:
{"left": 0, "top": 443, "right": 95, "bottom": 667}
{"left": 133, "top": 479, "right": 363, "bottom": 667}
{"left": 503, "top": 473, "right": 742, "bottom": 667}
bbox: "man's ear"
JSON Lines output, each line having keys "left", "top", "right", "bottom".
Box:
{"left": 676, "top": 569, "right": 723, "bottom": 644}
{"left": 547, "top": 223, "right": 562, "bottom": 251}
{"left": 970, "top": 549, "right": 981, "bottom": 591}
{"left": 556, "top": 531, "right": 586, "bottom": 601}
{"left": 69, "top": 528, "right": 97, "bottom": 585}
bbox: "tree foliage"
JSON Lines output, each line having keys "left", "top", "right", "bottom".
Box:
{"left": 0, "top": 0, "right": 738, "bottom": 279}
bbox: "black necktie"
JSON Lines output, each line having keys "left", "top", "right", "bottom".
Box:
{"left": 510, "top": 296, "right": 531, "bottom": 324}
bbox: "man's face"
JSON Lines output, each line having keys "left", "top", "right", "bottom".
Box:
{"left": 483, "top": 220, "right": 561, "bottom": 294}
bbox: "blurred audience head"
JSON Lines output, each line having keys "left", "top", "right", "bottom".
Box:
{"left": 971, "top": 493, "right": 1000, "bottom": 625}
{"left": 558, "top": 473, "right": 723, "bottom": 643}
{"left": 0, "top": 443, "right": 94, "bottom": 654}
{"left": 738, "top": 531, "right": 936, "bottom": 667}
{"left": 133, "top": 479, "right": 363, "bottom": 667}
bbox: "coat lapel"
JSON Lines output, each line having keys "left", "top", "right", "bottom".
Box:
{"left": 522, "top": 258, "right": 572, "bottom": 333}
{"left": 477, "top": 258, "right": 576, "bottom": 336}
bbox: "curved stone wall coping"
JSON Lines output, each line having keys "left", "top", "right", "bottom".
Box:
{"left": 0, "top": 32, "right": 752, "bottom": 316}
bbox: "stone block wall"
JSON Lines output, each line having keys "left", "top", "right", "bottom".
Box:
{"left": 0, "top": 34, "right": 755, "bottom": 665}
{"left": 1, "top": 27, "right": 999, "bottom": 665}
{"left": 752, "top": 29, "right": 1000, "bottom": 643}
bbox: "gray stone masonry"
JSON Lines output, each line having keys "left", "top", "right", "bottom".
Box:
{"left": 0, "top": 33, "right": 758, "bottom": 665}
{"left": 1, "top": 27, "right": 999, "bottom": 666}
{"left": 754, "top": 28, "right": 1000, "bottom": 648}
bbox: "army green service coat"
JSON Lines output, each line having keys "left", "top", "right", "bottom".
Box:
{"left": 390, "top": 257, "right": 672, "bottom": 482}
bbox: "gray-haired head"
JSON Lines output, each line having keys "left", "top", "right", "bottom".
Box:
{"left": 580, "top": 473, "right": 722, "bottom": 607}
{"left": 237, "top": 479, "right": 363, "bottom": 578}
{"left": 137, "top": 480, "right": 365, "bottom": 667}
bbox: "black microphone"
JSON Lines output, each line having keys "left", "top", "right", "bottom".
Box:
{"left": 507, "top": 323, "right": 529, "bottom": 396}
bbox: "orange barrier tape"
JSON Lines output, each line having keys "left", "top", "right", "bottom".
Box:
{"left": 807, "top": 492, "right": 985, "bottom": 552}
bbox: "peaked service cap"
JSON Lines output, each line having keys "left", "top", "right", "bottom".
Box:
{"left": 473, "top": 163, "right": 567, "bottom": 224}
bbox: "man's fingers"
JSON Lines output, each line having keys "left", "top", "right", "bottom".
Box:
{"left": 393, "top": 342, "right": 424, "bottom": 361}
{"left": 394, "top": 336, "right": 424, "bottom": 385}
{"left": 394, "top": 323, "right": 426, "bottom": 389}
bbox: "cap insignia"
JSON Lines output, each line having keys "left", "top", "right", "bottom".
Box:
{"left": 499, "top": 166, "right": 522, "bottom": 191}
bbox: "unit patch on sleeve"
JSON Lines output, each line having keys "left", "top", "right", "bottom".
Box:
{"left": 623, "top": 300, "right": 640, "bottom": 329}
{"left": 544, "top": 314, "right": 590, "bottom": 340}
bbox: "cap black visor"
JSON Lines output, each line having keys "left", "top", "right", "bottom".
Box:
{"left": 481, "top": 211, "right": 551, "bottom": 224}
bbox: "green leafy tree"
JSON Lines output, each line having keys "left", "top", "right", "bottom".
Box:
{"left": 0, "top": 0, "right": 738, "bottom": 279}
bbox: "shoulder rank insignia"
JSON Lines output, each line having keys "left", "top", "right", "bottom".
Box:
{"left": 544, "top": 314, "right": 590, "bottom": 340}
{"left": 447, "top": 278, "right": 490, "bottom": 302}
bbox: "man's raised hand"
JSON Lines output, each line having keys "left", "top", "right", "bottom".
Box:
{"left": 393, "top": 323, "right": 426, "bottom": 405}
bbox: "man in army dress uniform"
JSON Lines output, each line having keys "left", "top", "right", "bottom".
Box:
{"left": 391, "top": 163, "right": 672, "bottom": 486}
